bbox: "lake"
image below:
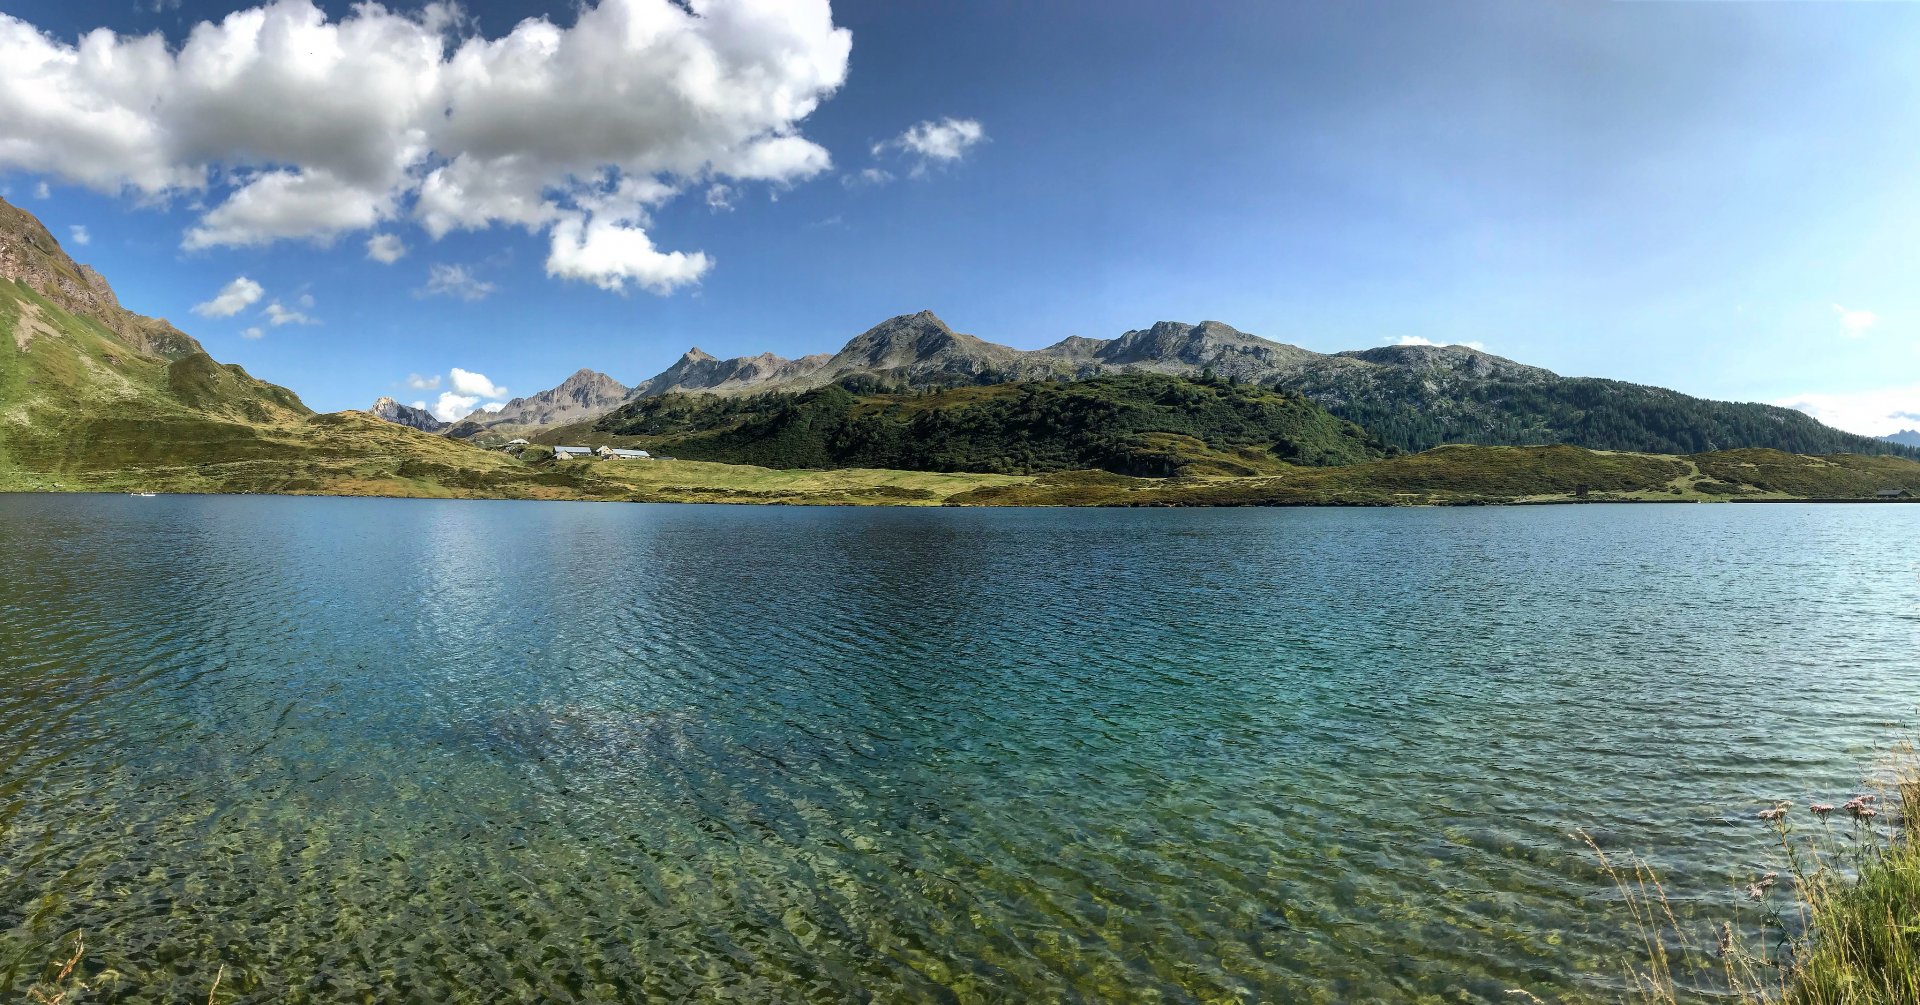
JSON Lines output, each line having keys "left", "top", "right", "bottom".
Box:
{"left": 1, "top": 495, "right": 1915, "bottom": 1002}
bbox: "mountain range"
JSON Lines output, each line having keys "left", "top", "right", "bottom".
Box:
{"left": 417, "top": 309, "right": 1912, "bottom": 459}
{"left": 1882, "top": 430, "right": 1920, "bottom": 448}
{"left": 3, "top": 191, "right": 1914, "bottom": 507}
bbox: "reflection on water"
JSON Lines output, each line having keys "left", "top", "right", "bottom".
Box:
{"left": 1, "top": 496, "right": 1916, "bottom": 1002}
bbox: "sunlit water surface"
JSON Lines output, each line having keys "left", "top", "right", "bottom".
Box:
{"left": 2, "top": 496, "right": 1917, "bottom": 1003}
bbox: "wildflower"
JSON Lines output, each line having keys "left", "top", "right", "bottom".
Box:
{"left": 1841, "top": 795, "right": 1880, "bottom": 819}
{"left": 1810, "top": 803, "right": 1835, "bottom": 817}
{"left": 1758, "top": 806, "right": 1787, "bottom": 822}
{"left": 1746, "top": 873, "right": 1778, "bottom": 900}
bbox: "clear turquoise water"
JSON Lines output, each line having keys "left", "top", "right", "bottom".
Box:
{"left": 1, "top": 496, "right": 1916, "bottom": 1003}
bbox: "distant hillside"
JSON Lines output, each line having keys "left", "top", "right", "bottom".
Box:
{"left": 595, "top": 372, "right": 1391, "bottom": 476}
{"left": 1283, "top": 349, "right": 1903, "bottom": 457}
{"left": 450, "top": 309, "right": 1915, "bottom": 460}
{"left": 1883, "top": 430, "right": 1920, "bottom": 448}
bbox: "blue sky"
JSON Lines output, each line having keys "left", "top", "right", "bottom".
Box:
{"left": 3, "top": 0, "right": 1919, "bottom": 433}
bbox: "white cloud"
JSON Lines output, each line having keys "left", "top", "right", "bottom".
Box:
{"left": 410, "top": 399, "right": 427, "bottom": 410}
{"left": 68, "top": 224, "right": 89, "bottom": 245}
{"left": 417, "top": 263, "right": 495, "bottom": 301}
{"left": 183, "top": 168, "right": 394, "bottom": 249}
{"left": 546, "top": 214, "right": 711, "bottom": 293}
{"left": 263, "top": 300, "right": 315, "bottom": 326}
{"left": 191, "top": 275, "right": 264, "bottom": 317}
{"left": 0, "top": 0, "right": 851, "bottom": 291}
{"left": 1776, "top": 384, "right": 1920, "bottom": 437}
{"left": 366, "top": 232, "right": 407, "bottom": 264}
{"left": 430, "top": 380, "right": 507, "bottom": 422}
{"left": 1388, "top": 334, "right": 1488, "bottom": 351}
{"left": 405, "top": 372, "right": 441, "bottom": 390}
{"left": 842, "top": 166, "right": 893, "bottom": 188}
{"left": 1833, "top": 303, "right": 1877, "bottom": 337}
{"left": 706, "top": 183, "right": 733, "bottom": 211}
{"left": 449, "top": 367, "right": 505, "bottom": 399}
{"left": 240, "top": 326, "right": 263, "bottom": 340}
{"left": 431, "top": 391, "right": 480, "bottom": 421}
{"left": 32, "top": 181, "right": 49, "bottom": 199}
{"left": 873, "top": 117, "right": 985, "bottom": 176}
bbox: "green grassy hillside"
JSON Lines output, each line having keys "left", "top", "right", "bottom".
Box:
{"left": 0, "top": 279, "right": 312, "bottom": 479}
{"left": 1290, "top": 362, "right": 1916, "bottom": 458}
{"left": 945, "top": 446, "right": 1920, "bottom": 507}
{"left": 595, "top": 372, "right": 1393, "bottom": 476}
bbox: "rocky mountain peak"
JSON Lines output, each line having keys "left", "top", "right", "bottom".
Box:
{"left": 1338, "top": 344, "right": 1553, "bottom": 381}
{"left": 555, "top": 368, "right": 623, "bottom": 393}
{"left": 682, "top": 347, "right": 717, "bottom": 363}
{"left": 366, "top": 396, "right": 448, "bottom": 433}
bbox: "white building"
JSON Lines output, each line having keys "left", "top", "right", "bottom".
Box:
{"left": 553, "top": 446, "right": 595, "bottom": 460}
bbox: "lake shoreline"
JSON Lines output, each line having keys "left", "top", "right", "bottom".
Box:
{"left": 5, "top": 485, "right": 1918, "bottom": 508}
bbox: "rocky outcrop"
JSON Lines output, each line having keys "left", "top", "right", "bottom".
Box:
{"left": 441, "top": 368, "right": 631, "bottom": 438}
{"left": 629, "top": 348, "right": 831, "bottom": 398}
{"left": 0, "top": 198, "right": 203, "bottom": 359}
{"left": 367, "top": 397, "right": 449, "bottom": 433}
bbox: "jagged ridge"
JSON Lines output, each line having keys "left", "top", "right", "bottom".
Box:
{"left": 444, "top": 309, "right": 1913, "bottom": 459}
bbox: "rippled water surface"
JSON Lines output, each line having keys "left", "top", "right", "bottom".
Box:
{"left": 2, "top": 496, "right": 1917, "bottom": 1003}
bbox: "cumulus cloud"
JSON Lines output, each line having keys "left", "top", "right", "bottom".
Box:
{"left": 1833, "top": 303, "right": 1877, "bottom": 337}
{"left": 705, "top": 184, "right": 733, "bottom": 211}
{"left": 1389, "top": 334, "right": 1488, "bottom": 351}
{"left": 1776, "top": 384, "right": 1920, "bottom": 437}
{"left": 68, "top": 224, "right": 88, "bottom": 245}
{"left": 366, "top": 232, "right": 407, "bottom": 264}
{"left": 546, "top": 215, "right": 711, "bottom": 294}
{"left": 0, "top": 0, "right": 851, "bottom": 292}
{"left": 417, "top": 263, "right": 495, "bottom": 301}
{"left": 183, "top": 169, "right": 394, "bottom": 249}
{"left": 431, "top": 391, "right": 480, "bottom": 421}
{"left": 191, "top": 275, "right": 264, "bottom": 317}
{"left": 32, "top": 181, "right": 49, "bottom": 199}
{"left": 263, "top": 300, "right": 315, "bottom": 326}
{"left": 429, "top": 384, "right": 507, "bottom": 421}
{"left": 449, "top": 367, "right": 505, "bottom": 399}
{"left": 240, "top": 326, "right": 263, "bottom": 340}
{"left": 405, "top": 372, "right": 440, "bottom": 390}
{"left": 873, "top": 117, "right": 985, "bottom": 176}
